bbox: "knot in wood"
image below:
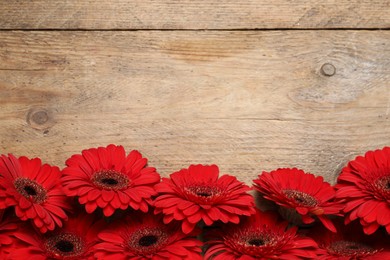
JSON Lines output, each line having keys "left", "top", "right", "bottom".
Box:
{"left": 31, "top": 110, "right": 49, "bottom": 125}
{"left": 27, "top": 108, "right": 55, "bottom": 130}
{"left": 321, "top": 63, "right": 336, "bottom": 76}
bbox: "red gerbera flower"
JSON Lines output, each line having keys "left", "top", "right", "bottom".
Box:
{"left": 153, "top": 164, "right": 256, "bottom": 234}
{"left": 0, "top": 210, "right": 19, "bottom": 258}
{"left": 204, "top": 209, "right": 319, "bottom": 260}
{"left": 253, "top": 168, "right": 343, "bottom": 232}
{"left": 0, "top": 154, "right": 71, "bottom": 233}
{"left": 62, "top": 144, "right": 160, "bottom": 217}
{"left": 335, "top": 147, "right": 390, "bottom": 235}
{"left": 94, "top": 212, "right": 203, "bottom": 260}
{"left": 9, "top": 213, "right": 103, "bottom": 260}
{"left": 305, "top": 219, "right": 390, "bottom": 260}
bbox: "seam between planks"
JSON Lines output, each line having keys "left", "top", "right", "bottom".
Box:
{"left": 0, "top": 28, "right": 389, "bottom": 32}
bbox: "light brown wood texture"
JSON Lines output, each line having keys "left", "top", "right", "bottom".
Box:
{"left": 0, "top": 1, "right": 389, "bottom": 29}
{"left": 0, "top": 31, "right": 389, "bottom": 184}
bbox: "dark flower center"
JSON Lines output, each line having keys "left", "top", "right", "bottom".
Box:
{"left": 45, "top": 233, "right": 84, "bottom": 258}
{"left": 283, "top": 189, "right": 317, "bottom": 207}
{"left": 24, "top": 185, "right": 37, "bottom": 196}
{"left": 127, "top": 227, "right": 168, "bottom": 255}
{"left": 327, "top": 240, "right": 377, "bottom": 257}
{"left": 197, "top": 191, "right": 212, "bottom": 197}
{"left": 371, "top": 176, "right": 390, "bottom": 200}
{"left": 139, "top": 235, "right": 158, "bottom": 247}
{"left": 101, "top": 178, "right": 118, "bottom": 185}
{"left": 91, "top": 170, "right": 129, "bottom": 190}
{"left": 55, "top": 240, "right": 74, "bottom": 252}
{"left": 248, "top": 238, "right": 265, "bottom": 246}
{"left": 379, "top": 177, "right": 390, "bottom": 190}
{"left": 225, "top": 228, "right": 286, "bottom": 257}
{"left": 185, "top": 185, "right": 222, "bottom": 201}
{"left": 14, "top": 178, "right": 47, "bottom": 204}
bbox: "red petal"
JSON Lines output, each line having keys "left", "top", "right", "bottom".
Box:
{"left": 87, "top": 189, "right": 101, "bottom": 201}
{"left": 296, "top": 207, "right": 309, "bottom": 215}
{"left": 317, "top": 215, "right": 336, "bottom": 232}
{"left": 102, "top": 190, "right": 115, "bottom": 202}
{"left": 98, "top": 232, "right": 123, "bottom": 243}
{"left": 181, "top": 220, "right": 195, "bottom": 234}
{"left": 19, "top": 197, "right": 32, "bottom": 209}
{"left": 103, "top": 205, "right": 116, "bottom": 216}
{"left": 207, "top": 207, "right": 222, "bottom": 221}
{"left": 131, "top": 158, "right": 147, "bottom": 174}
{"left": 110, "top": 196, "right": 121, "bottom": 209}
{"left": 182, "top": 204, "right": 200, "bottom": 216}
{"left": 357, "top": 200, "right": 379, "bottom": 218}
{"left": 376, "top": 202, "right": 390, "bottom": 226}
{"left": 363, "top": 222, "right": 379, "bottom": 235}
{"left": 363, "top": 202, "right": 381, "bottom": 223}
{"left": 85, "top": 202, "right": 97, "bottom": 213}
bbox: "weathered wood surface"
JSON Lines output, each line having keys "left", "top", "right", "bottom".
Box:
{"left": 0, "top": 1, "right": 389, "bottom": 29}
{"left": 0, "top": 31, "right": 389, "bottom": 184}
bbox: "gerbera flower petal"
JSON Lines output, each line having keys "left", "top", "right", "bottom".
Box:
{"left": 0, "top": 210, "right": 20, "bottom": 258}
{"left": 253, "top": 168, "right": 343, "bottom": 231}
{"left": 94, "top": 212, "right": 202, "bottom": 259}
{"left": 204, "top": 209, "right": 319, "bottom": 259}
{"left": 154, "top": 164, "right": 255, "bottom": 234}
{"left": 0, "top": 154, "right": 70, "bottom": 233}
{"left": 336, "top": 147, "right": 390, "bottom": 234}
{"left": 10, "top": 213, "right": 102, "bottom": 259}
{"left": 306, "top": 219, "right": 390, "bottom": 259}
{"left": 362, "top": 222, "right": 380, "bottom": 235}
{"left": 377, "top": 203, "right": 390, "bottom": 226}
{"left": 357, "top": 200, "right": 379, "bottom": 218}
{"left": 62, "top": 145, "right": 160, "bottom": 217}
{"left": 317, "top": 215, "right": 336, "bottom": 233}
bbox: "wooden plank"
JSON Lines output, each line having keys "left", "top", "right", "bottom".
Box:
{"left": 0, "top": 1, "right": 389, "bottom": 29}
{"left": 0, "top": 31, "right": 389, "bottom": 184}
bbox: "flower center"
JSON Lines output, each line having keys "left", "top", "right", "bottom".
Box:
{"left": 327, "top": 240, "right": 377, "bottom": 257}
{"left": 45, "top": 233, "right": 84, "bottom": 258}
{"left": 56, "top": 240, "right": 74, "bottom": 252}
{"left": 373, "top": 176, "right": 390, "bottom": 199}
{"left": 283, "top": 190, "right": 317, "bottom": 207}
{"left": 247, "top": 238, "right": 265, "bottom": 246}
{"left": 14, "top": 178, "right": 47, "bottom": 204}
{"left": 127, "top": 227, "right": 168, "bottom": 255}
{"left": 192, "top": 186, "right": 213, "bottom": 197}
{"left": 91, "top": 170, "right": 129, "bottom": 190}
{"left": 185, "top": 185, "right": 222, "bottom": 201}
{"left": 138, "top": 235, "right": 158, "bottom": 247}
{"left": 225, "top": 228, "right": 286, "bottom": 257}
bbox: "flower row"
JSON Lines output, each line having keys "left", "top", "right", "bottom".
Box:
{"left": 0, "top": 144, "right": 389, "bottom": 259}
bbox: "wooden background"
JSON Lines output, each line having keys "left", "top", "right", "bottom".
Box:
{"left": 0, "top": 1, "right": 389, "bottom": 184}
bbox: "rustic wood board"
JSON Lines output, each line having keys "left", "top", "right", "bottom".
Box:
{"left": 0, "top": 31, "right": 389, "bottom": 184}
{"left": 0, "top": 1, "right": 389, "bottom": 29}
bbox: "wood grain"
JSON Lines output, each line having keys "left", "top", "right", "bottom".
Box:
{"left": 0, "top": 31, "right": 389, "bottom": 184}
{"left": 0, "top": 1, "right": 389, "bottom": 29}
